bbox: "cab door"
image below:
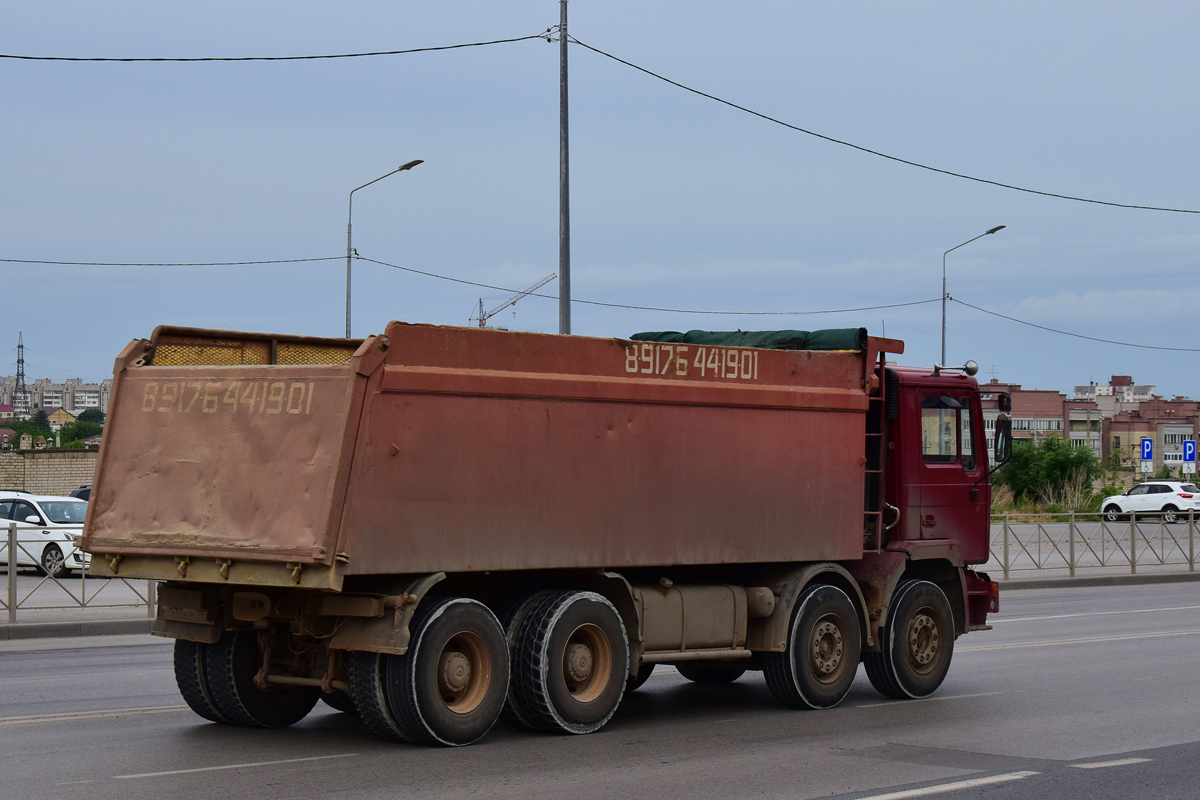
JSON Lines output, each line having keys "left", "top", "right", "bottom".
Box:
{"left": 916, "top": 390, "right": 989, "bottom": 562}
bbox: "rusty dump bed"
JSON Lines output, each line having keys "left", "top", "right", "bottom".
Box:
{"left": 84, "top": 323, "right": 902, "bottom": 586}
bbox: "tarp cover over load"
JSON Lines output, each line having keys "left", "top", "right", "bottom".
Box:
{"left": 629, "top": 327, "right": 868, "bottom": 351}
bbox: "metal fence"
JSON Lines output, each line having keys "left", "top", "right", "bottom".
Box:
{"left": 989, "top": 511, "right": 1198, "bottom": 579}
{"left": 1, "top": 522, "right": 155, "bottom": 624}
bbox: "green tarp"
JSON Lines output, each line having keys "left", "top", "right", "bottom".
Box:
{"left": 630, "top": 327, "right": 868, "bottom": 351}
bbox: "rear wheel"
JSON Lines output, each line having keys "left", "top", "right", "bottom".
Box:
{"left": 865, "top": 580, "right": 955, "bottom": 699}
{"left": 1162, "top": 505, "right": 1179, "bottom": 524}
{"left": 764, "top": 584, "right": 861, "bottom": 709}
{"left": 496, "top": 590, "right": 555, "bottom": 729}
{"left": 677, "top": 662, "right": 746, "bottom": 684}
{"left": 1103, "top": 504, "right": 1125, "bottom": 523}
{"left": 39, "top": 544, "right": 66, "bottom": 578}
{"left": 384, "top": 597, "right": 510, "bottom": 746}
{"left": 173, "top": 639, "right": 228, "bottom": 723}
{"left": 509, "top": 591, "right": 629, "bottom": 734}
{"left": 204, "top": 630, "right": 319, "bottom": 728}
{"left": 347, "top": 651, "right": 410, "bottom": 741}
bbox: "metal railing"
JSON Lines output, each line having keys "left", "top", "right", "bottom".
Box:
{"left": 1, "top": 522, "right": 155, "bottom": 624}
{"left": 989, "top": 511, "right": 1197, "bottom": 580}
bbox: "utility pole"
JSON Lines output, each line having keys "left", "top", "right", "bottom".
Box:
{"left": 15, "top": 332, "right": 27, "bottom": 419}
{"left": 558, "top": 0, "right": 571, "bottom": 335}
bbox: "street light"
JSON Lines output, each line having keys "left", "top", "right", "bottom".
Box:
{"left": 346, "top": 159, "right": 424, "bottom": 338}
{"left": 941, "top": 225, "right": 1005, "bottom": 365}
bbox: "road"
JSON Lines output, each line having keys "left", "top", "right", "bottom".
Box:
{"left": 2, "top": 581, "right": 1199, "bottom": 800}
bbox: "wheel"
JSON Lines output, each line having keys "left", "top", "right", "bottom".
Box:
{"left": 348, "top": 651, "right": 411, "bottom": 742}
{"left": 204, "top": 630, "right": 320, "bottom": 728}
{"left": 1162, "top": 505, "right": 1179, "bottom": 524}
{"left": 1103, "top": 504, "right": 1125, "bottom": 523}
{"left": 676, "top": 662, "right": 746, "bottom": 684}
{"left": 864, "top": 580, "right": 955, "bottom": 700}
{"left": 321, "top": 690, "right": 357, "bottom": 714}
{"left": 495, "top": 590, "right": 555, "bottom": 729}
{"left": 764, "top": 583, "right": 861, "bottom": 709}
{"left": 384, "top": 597, "right": 510, "bottom": 746}
{"left": 173, "top": 639, "right": 229, "bottom": 723}
{"left": 39, "top": 544, "right": 66, "bottom": 578}
{"left": 625, "top": 663, "right": 655, "bottom": 692}
{"left": 509, "top": 590, "right": 629, "bottom": 734}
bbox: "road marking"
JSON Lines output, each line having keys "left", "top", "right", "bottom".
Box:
{"left": 54, "top": 780, "right": 94, "bottom": 786}
{"left": 1069, "top": 757, "right": 1152, "bottom": 769}
{"left": 852, "top": 771, "right": 1039, "bottom": 799}
{"left": 0, "top": 706, "right": 188, "bottom": 726}
{"left": 854, "top": 691, "right": 1003, "bottom": 709}
{"left": 960, "top": 629, "right": 1200, "bottom": 652}
{"left": 114, "top": 753, "right": 358, "bottom": 780}
{"left": 994, "top": 605, "right": 1200, "bottom": 623}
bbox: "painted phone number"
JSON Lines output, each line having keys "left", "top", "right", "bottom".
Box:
{"left": 139, "top": 380, "right": 316, "bottom": 415}
{"left": 625, "top": 343, "right": 759, "bottom": 380}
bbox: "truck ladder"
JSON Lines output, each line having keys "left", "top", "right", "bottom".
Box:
{"left": 862, "top": 351, "right": 889, "bottom": 552}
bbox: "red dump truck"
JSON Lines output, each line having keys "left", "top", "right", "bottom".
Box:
{"left": 83, "top": 322, "right": 1009, "bottom": 746}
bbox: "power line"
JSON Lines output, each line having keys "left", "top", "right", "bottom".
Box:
{"left": 358, "top": 254, "right": 940, "bottom": 316}
{"left": 951, "top": 297, "right": 1200, "bottom": 352}
{"left": 569, "top": 37, "right": 1200, "bottom": 216}
{"left": 0, "top": 33, "right": 549, "bottom": 62}
{"left": 0, "top": 256, "right": 342, "bottom": 266}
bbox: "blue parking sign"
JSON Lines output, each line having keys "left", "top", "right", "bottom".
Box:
{"left": 1142, "top": 438, "right": 1154, "bottom": 461}
{"left": 1185, "top": 440, "right": 1196, "bottom": 463}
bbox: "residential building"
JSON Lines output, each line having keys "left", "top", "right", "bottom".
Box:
{"left": 0, "top": 376, "right": 112, "bottom": 418}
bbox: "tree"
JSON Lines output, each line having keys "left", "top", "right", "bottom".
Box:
{"left": 59, "top": 420, "right": 102, "bottom": 443}
{"left": 31, "top": 409, "right": 51, "bottom": 431}
{"left": 77, "top": 408, "right": 105, "bottom": 425}
{"left": 996, "top": 435, "right": 1102, "bottom": 505}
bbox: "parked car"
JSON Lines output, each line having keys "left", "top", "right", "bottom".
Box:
{"left": 0, "top": 491, "right": 90, "bottom": 576}
{"left": 69, "top": 485, "right": 91, "bottom": 501}
{"left": 1101, "top": 481, "right": 1200, "bottom": 523}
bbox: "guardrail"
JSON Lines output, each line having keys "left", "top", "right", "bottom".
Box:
{"left": 989, "top": 511, "right": 1198, "bottom": 580}
{"left": 1, "top": 522, "right": 155, "bottom": 624}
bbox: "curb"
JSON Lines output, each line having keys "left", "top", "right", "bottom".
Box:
{"left": 0, "top": 618, "right": 153, "bottom": 640}
{"left": 1000, "top": 571, "right": 1200, "bottom": 591}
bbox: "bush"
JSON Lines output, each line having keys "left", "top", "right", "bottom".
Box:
{"left": 995, "top": 435, "right": 1102, "bottom": 509}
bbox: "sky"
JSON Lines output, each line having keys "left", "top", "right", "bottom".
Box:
{"left": 3, "top": 2, "right": 1199, "bottom": 397}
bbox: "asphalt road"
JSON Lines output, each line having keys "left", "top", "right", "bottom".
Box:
{"left": 2, "top": 582, "right": 1199, "bottom": 800}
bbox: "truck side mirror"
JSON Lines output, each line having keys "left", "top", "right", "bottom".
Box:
{"left": 993, "top": 416, "right": 1012, "bottom": 464}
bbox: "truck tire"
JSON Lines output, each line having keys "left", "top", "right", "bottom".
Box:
{"left": 764, "top": 583, "right": 861, "bottom": 709}
{"left": 676, "top": 663, "right": 746, "bottom": 684}
{"left": 384, "top": 597, "right": 510, "bottom": 746}
{"left": 348, "top": 651, "right": 411, "bottom": 742}
{"left": 625, "top": 663, "right": 655, "bottom": 692}
{"left": 864, "top": 580, "right": 954, "bottom": 699}
{"left": 204, "top": 630, "right": 320, "bottom": 728}
{"left": 496, "top": 590, "right": 556, "bottom": 730}
{"left": 509, "top": 590, "right": 629, "bottom": 734}
{"left": 173, "top": 639, "right": 229, "bottom": 724}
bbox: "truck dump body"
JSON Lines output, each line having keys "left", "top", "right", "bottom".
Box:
{"left": 85, "top": 322, "right": 896, "bottom": 578}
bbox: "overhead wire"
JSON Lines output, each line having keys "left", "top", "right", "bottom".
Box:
{"left": 568, "top": 36, "right": 1200, "bottom": 215}
{"left": 1, "top": 256, "right": 342, "bottom": 266}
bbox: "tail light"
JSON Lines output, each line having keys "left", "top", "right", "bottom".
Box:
{"left": 988, "top": 581, "right": 1000, "bottom": 613}
{"left": 1178, "top": 493, "right": 1194, "bottom": 498}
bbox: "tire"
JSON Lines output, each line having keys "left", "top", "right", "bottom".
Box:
{"left": 864, "top": 580, "right": 955, "bottom": 700}
{"left": 1162, "top": 505, "right": 1179, "bottom": 524}
{"left": 39, "top": 544, "right": 66, "bottom": 578}
{"left": 173, "top": 639, "right": 229, "bottom": 723}
{"left": 1103, "top": 505, "right": 1125, "bottom": 523}
{"left": 509, "top": 590, "right": 629, "bottom": 735}
{"left": 320, "top": 690, "right": 358, "bottom": 715}
{"left": 625, "top": 663, "right": 655, "bottom": 692}
{"left": 764, "top": 583, "right": 861, "bottom": 709}
{"left": 204, "top": 630, "right": 320, "bottom": 728}
{"left": 384, "top": 597, "right": 510, "bottom": 746}
{"left": 495, "top": 590, "right": 556, "bottom": 730}
{"left": 348, "top": 651, "right": 411, "bottom": 742}
{"left": 676, "top": 662, "right": 746, "bottom": 684}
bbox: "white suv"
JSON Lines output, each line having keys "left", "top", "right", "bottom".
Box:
{"left": 0, "top": 491, "right": 90, "bottom": 576}
{"left": 1101, "top": 481, "right": 1200, "bottom": 524}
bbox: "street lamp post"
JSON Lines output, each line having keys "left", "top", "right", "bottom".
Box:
{"left": 941, "top": 225, "right": 1005, "bottom": 365}
{"left": 346, "top": 159, "right": 423, "bottom": 338}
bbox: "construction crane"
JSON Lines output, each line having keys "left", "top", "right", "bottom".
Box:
{"left": 470, "top": 274, "right": 556, "bottom": 328}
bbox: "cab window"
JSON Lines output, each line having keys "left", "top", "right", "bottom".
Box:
{"left": 921, "top": 394, "right": 979, "bottom": 470}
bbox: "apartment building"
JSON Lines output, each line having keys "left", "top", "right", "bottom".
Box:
{"left": 0, "top": 376, "right": 112, "bottom": 417}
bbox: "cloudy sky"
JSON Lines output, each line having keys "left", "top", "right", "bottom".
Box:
{"left": 4, "top": 2, "right": 1198, "bottom": 397}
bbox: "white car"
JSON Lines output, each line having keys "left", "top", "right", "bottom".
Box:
{"left": 0, "top": 491, "right": 90, "bottom": 576}
{"left": 1101, "top": 481, "right": 1200, "bottom": 524}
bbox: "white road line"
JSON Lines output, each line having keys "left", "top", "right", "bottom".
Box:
{"left": 853, "top": 691, "right": 1003, "bottom": 709}
{"left": 114, "top": 753, "right": 358, "bottom": 780}
{"left": 994, "top": 605, "right": 1200, "bottom": 623}
{"left": 1069, "top": 757, "right": 1152, "bottom": 769}
{"left": 0, "top": 706, "right": 188, "bottom": 726}
{"left": 852, "top": 771, "right": 1039, "bottom": 799}
{"left": 959, "top": 629, "right": 1200, "bottom": 652}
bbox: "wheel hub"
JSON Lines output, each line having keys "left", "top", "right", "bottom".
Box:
{"left": 440, "top": 650, "right": 472, "bottom": 694}
{"left": 811, "top": 619, "right": 844, "bottom": 675}
{"left": 908, "top": 612, "right": 939, "bottom": 667}
{"left": 565, "top": 643, "right": 594, "bottom": 683}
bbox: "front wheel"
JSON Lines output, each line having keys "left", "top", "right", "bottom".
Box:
{"left": 763, "top": 584, "right": 861, "bottom": 709}
{"left": 1103, "top": 505, "right": 1125, "bottom": 523}
{"left": 39, "top": 544, "right": 66, "bottom": 578}
{"left": 864, "top": 580, "right": 955, "bottom": 699}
